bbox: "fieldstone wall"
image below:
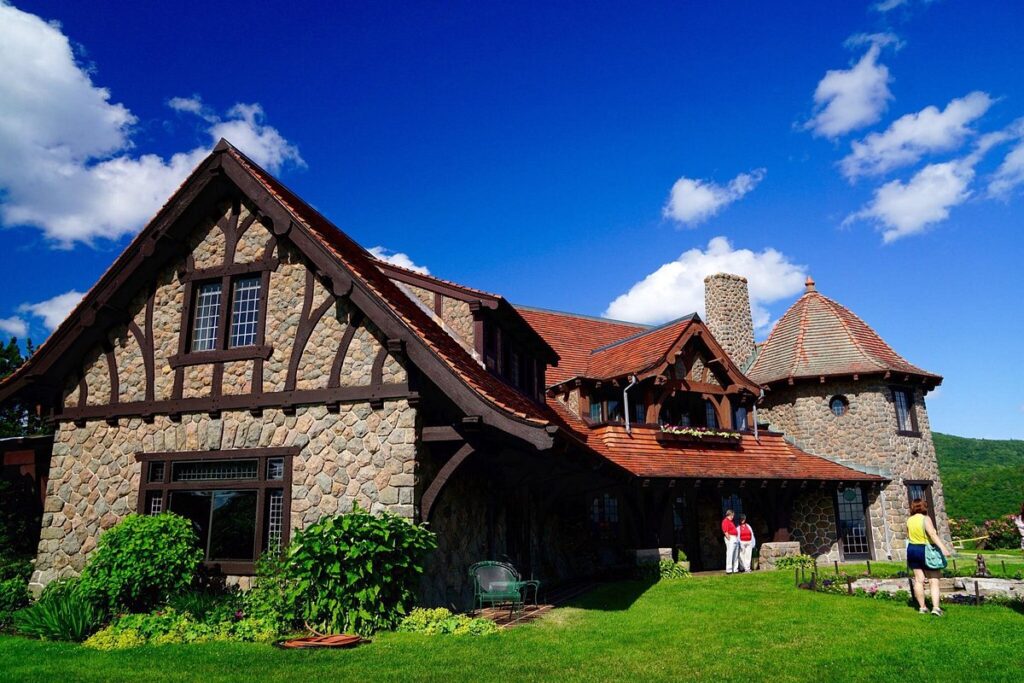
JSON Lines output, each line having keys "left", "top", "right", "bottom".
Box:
{"left": 440, "top": 297, "right": 474, "bottom": 347}
{"left": 759, "top": 380, "right": 949, "bottom": 560}
{"left": 31, "top": 399, "right": 417, "bottom": 592}
{"left": 791, "top": 490, "right": 839, "bottom": 560}
{"left": 703, "top": 273, "right": 755, "bottom": 369}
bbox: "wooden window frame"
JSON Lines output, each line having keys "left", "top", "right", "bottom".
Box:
{"left": 890, "top": 386, "right": 921, "bottom": 437}
{"left": 832, "top": 485, "right": 874, "bottom": 561}
{"left": 135, "top": 447, "right": 296, "bottom": 575}
{"left": 172, "top": 262, "right": 274, "bottom": 368}
{"left": 905, "top": 479, "right": 936, "bottom": 525}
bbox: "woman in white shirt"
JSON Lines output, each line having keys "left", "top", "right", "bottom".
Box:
{"left": 1015, "top": 502, "right": 1024, "bottom": 551}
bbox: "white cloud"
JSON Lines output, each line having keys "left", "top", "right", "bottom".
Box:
{"left": 872, "top": 0, "right": 908, "bottom": 10}
{"left": 0, "top": 4, "right": 303, "bottom": 247}
{"left": 368, "top": 246, "right": 430, "bottom": 274}
{"left": 872, "top": 0, "right": 936, "bottom": 12}
{"left": 846, "top": 129, "right": 1014, "bottom": 242}
{"left": 841, "top": 92, "right": 993, "bottom": 179}
{"left": 846, "top": 161, "right": 973, "bottom": 242}
{"left": 603, "top": 236, "right": 807, "bottom": 328}
{"left": 662, "top": 169, "right": 765, "bottom": 226}
{"left": 989, "top": 138, "right": 1024, "bottom": 199}
{"left": 0, "top": 317, "right": 28, "bottom": 338}
{"left": 18, "top": 290, "right": 84, "bottom": 330}
{"left": 804, "top": 38, "right": 895, "bottom": 139}
{"left": 168, "top": 96, "right": 206, "bottom": 117}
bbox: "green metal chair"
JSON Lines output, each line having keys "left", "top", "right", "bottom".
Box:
{"left": 468, "top": 561, "right": 540, "bottom": 617}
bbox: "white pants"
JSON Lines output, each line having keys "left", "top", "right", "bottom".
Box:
{"left": 738, "top": 542, "right": 754, "bottom": 572}
{"left": 724, "top": 537, "right": 739, "bottom": 573}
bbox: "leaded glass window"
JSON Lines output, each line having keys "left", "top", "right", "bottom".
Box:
{"left": 836, "top": 487, "right": 870, "bottom": 558}
{"left": 191, "top": 282, "right": 222, "bottom": 351}
{"left": 893, "top": 388, "right": 916, "bottom": 432}
{"left": 229, "top": 276, "right": 261, "bottom": 348}
{"left": 705, "top": 400, "right": 718, "bottom": 429}
{"left": 172, "top": 459, "right": 259, "bottom": 482}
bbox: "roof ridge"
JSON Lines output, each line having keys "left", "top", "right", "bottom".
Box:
{"left": 513, "top": 304, "right": 651, "bottom": 329}
{"left": 589, "top": 314, "right": 697, "bottom": 355}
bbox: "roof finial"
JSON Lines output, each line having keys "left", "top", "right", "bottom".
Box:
{"left": 805, "top": 276, "right": 816, "bottom": 293}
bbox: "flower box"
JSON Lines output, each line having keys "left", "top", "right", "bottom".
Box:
{"left": 655, "top": 430, "right": 743, "bottom": 448}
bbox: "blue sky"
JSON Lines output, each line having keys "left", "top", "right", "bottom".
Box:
{"left": 0, "top": 1, "right": 1021, "bottom": 439}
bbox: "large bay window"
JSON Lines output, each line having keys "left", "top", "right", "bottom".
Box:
{"left": 136, "top": 448, "right": 294, "bottom": 574}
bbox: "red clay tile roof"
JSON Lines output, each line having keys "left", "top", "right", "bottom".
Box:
{"left": 747, "top": 286, "right": 941, "bottom": 387}
{"left": 584, "top": 316, "right": 695, "bottom": 380}
{"left": 227, "top": 146, "right": 552, "bottom": 425}
{"left": 547, "top": 399, "right": 882, "bottom": 481}
{"left": 515, "top": 307, "right": 648, "bottom": 385}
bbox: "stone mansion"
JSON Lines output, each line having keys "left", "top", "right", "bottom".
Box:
{"left": 0, "top": 141, "right": 948, "bottom": 605}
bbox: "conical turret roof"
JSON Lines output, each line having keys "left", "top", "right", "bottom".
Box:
{"left": 747, "top": 278, "right": 941, "bottom": 387}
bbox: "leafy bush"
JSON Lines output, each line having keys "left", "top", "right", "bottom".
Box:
{"left": 242, "top": 550, "right": 297, "bottom": 633}
{"left": 83, "top": 608, "right": 279, "bottom": 650}
{"left": 659, "top": 559, "right": 691, "bottom": 580}
{"left": 0, "top": 577, "right": 29, "bottom": 630}
{"left": 13, "top": 588, "right": 104, "bottom": 641}
{"left": 948, "top": 517, "right": 975, "bottom": 541}
{"left": 775, "top": 554, "right": 816, "bottom": 571}
{"left": 397, "top": 608, "right": 499, "bottom": 636}
{"left": 979, "top": 515, "right": 1020, "bottom": 550}
{"left": 167, "top": 589, "right": 239, "bottom": 622}
{"left": 78, "top": 513, "right": 203, "bottom": 614}
{"left": 285, "top": 507, "right": 437, "bottom": 635}
{"left": 676, "top": 550, "right": 688, "bottom": 562}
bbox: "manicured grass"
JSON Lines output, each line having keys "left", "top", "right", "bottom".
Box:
{"left": 2, "top": 571, "right": 1023, "bottom": 682}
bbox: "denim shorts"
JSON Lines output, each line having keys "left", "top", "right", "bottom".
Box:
{"left": 906, "top": 543, "right": 927, "bottom": 571}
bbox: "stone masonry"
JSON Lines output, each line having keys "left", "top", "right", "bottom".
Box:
{"left": 759, "top": 380, "right": 950, "bottom": 560}
{"left": 32, "top": 403, "right": 417, "bottom": 592}
{"left": 703, "top": 273, "right": 755, "bottom": 369}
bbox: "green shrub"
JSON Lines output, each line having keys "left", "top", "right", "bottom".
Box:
{"left": 397, "top": 608, "right": 499, "bottom": 636}
{"left": 775, "top": 554, "right": 816, "bottom": 571}
{"left": 13, "top": 588, "right": 104, "bottom": 641}
{"left": 167, "top": 589, "right": 239, "bottom": 622}
{"left": 676, "top": 550, "right": 688, "bottom": 562}
{"left": 242, "top": 550, "right": 297, "bottom": 632}
{"left": 83, "top": 608, "right": 279, "bottom": 649}
{"left": 82, "top": 626, "right": 147, "bottom": 650}
{"left": 285, "top": 506, "right": 437, "bottom": 635}
{"left": 78, "top": 513, "right": 203, "bottom": 614}
{"left": 0, "top": 577, "right": 29, "bottom": 629}
{"left": 659, "top": 559, "right": 691, "bottom": 580}
{"left": 0, "top": 555, "right": 32, "bottom": 583}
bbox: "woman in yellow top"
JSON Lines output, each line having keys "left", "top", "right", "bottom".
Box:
{"left": 906, "top": 498, "right": 950, "bottom": 616}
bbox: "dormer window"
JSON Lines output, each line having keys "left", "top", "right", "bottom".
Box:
{"left": 704, "top": 400, "right": 718, "bottom": 429}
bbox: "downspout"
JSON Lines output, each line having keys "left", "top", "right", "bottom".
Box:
{"left": 753, "top": 388, "right": 764, "bottom": 440}
{"left": 623, "top": 374, "right": 639, "bottom": 435}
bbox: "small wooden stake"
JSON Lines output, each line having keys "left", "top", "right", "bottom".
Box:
{"left": 866, "top": 559, "right": 871, "bottom": 576}
{"left": 975, "top": 580, "right": 981, "bottom": 606}
{"left": 846, "top": 577, "right": 853, "bottom": 595}
{"left": 795, "top": 567, "right": 800, "bottom": 587}
{"left": 834, "top": 560, "right": 840, "bottom": 576}
{"left": 1002, "top": 560, "right": 1007, "bottom": 576}
{"left": 952, "top": 558, "right": 957, "bottom": 574}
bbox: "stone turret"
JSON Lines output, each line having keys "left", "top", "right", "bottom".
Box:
{"left": 703, "top": 273, "right": 755, "bottom": 370}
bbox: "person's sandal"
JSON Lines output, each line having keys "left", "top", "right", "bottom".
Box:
{"left": 918, "top": 608, "right": 929, "bottom": 614}
{"left": 931, "top": 609, "right": 944, "bottom": 617}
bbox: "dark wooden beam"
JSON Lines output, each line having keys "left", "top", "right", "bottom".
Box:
{"left": 420, "top": 442, "right": 475, "bottom": 523}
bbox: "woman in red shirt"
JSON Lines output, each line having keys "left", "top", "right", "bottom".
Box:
{"left": 721, "top": 510, "right": 739, "bottom": 573}
{"left": 737, "top": 514, "right": 756, "bottom": 572}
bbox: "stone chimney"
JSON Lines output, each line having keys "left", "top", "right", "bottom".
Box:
{"left": 703, "top": 273, "right": 755, "bottom": 370}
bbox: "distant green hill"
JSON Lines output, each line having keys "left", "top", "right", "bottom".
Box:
{"left": 934, "top": 432, "right": 1024, "bottom": 525}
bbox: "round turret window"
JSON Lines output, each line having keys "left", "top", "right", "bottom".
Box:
{"left": 829, "top": 395, "right": 849, "bottom": 417}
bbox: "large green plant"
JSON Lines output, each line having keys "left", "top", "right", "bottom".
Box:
{"left": 78, "top": 513, "right": 203, "bottom": 614}
{"left": 13, "top": 588, "right": 104, "bottom": 642}
{"left": 285, "top": 506, "right": 437, "bottom": 635}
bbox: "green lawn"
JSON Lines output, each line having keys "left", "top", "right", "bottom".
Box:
{"left": 4, "top": 572, "right": 1024, "bottom": 682}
